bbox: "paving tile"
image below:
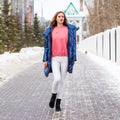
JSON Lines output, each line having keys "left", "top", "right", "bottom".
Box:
{"left": 0, "top": 52, "right": 120, "bottom": 120}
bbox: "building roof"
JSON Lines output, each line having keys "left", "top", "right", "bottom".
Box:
{"left": 64, "top": 2, "right": 86, "bottom": 17}
{"left": 64, "top": 2, "right": 79, "bottom": 15}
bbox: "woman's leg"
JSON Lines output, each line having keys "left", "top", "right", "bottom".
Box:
{"left": 55, "top": 57, "right": 68, "bottom": 111}
{"left": 50, "top": 57, "right": 68, "bottom": 111}
{"left": 49, "top": 57, "right": 61, "bottom": 108}
{"left": 57, "top": 57, "right": 68, "bottom": 99}
{"left": 51, "top": 57, "right": 61, "bottom": 94}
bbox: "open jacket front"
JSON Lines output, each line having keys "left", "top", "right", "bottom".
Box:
{"left": 43, "top": 23, "right": 79, "bottom": 75}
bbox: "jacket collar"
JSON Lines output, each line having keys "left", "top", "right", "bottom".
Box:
{"left": 43, "top": 26, "right": 53, "bottom": 36}
{"left": 67, "top": 23, "right": 79, "bottom": 30}
{"left": 43, "top": 23, "right": 79, "bottom": 36}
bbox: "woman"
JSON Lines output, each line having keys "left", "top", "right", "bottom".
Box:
{"left": 43, "top": 11, "right": 79, "bottom": 112}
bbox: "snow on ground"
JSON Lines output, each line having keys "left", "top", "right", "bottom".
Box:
{"left": 89, "top": 53, "right": 120, "bottom": 79}
{"left": 79, "top": 50, "right": 120, "bottom": 80}
{"left": 0, "top": 47, "right": 44, "bottom": 85}
{"left": 0, "top": 47, "right": 120, "bottom": 86}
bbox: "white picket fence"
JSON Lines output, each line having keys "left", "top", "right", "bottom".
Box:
{"left": 79, "top": 26, "right": 120, "bottom": 64}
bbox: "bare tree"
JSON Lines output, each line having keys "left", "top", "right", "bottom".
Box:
{"left": 86, "top": 0, "right": 120, "bottom": 36}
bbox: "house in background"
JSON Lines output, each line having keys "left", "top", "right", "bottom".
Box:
{"left": 64, "top": 2, "right": 87, "bottom": 42}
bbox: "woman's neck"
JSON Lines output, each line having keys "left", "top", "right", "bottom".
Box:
{"left": 57, "top": 23, "right": 63, "bottom": 27}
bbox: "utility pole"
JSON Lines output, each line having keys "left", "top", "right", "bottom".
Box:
{"left": 41, "top": 0, "right": 43, "bottom": 24}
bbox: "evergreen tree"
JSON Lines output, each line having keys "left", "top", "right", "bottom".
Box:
{"left": 39, "top": 24, "right": 44, "bottom": 47}
{"left": 33, "top": 14, "right": 41, "bottom": 45}
{"left": 23, "top": 16, "right": 36, "bottom": 47}
{"left": 0, "top": 15, "right": 9, "bottom": 53}
{"left": 27, "top": 26, "right": 37, "bottom": 47}
{"left": 2, "top": 0, "right": 11, "bottom": 16}
{"left": 24, "top": 16, "right": 29, "bottom": 47}
{"left": 4, "top": 15, "right": 22, "bottom": 52}
{"left": 0, "top": 0, "right": 23, "bottom": 53}
{"left": 33, "top": 13, "right": 44, "bottom": 47}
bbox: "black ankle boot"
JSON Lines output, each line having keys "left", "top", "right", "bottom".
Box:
{"left": 56, "top": 99, "right": 61, "bottom": 112}
{"left": 49, "top": 93, "right": 57, "bottom": 108}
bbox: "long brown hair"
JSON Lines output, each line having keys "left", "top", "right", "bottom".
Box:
{"left": 50, "top": 11, "right": 68, "bottom": 27}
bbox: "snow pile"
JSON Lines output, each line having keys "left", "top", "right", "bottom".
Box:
{"left": 0, "top": 47, "right": 44, "bottom": 83}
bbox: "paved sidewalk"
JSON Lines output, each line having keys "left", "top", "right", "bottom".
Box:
{"left": 0, "top": 52, "right": 120, "bottom": 120}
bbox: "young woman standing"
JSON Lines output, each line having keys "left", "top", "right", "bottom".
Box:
{"left": 43, "top": 11, "right": 79, "bottom": 112}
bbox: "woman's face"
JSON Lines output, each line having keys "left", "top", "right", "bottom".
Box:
{"left": 56, "top": 13, "right": 65, "bottom": 24}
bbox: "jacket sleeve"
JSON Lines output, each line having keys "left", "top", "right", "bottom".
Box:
{"left": 73, "top": 31, "right": 76, "bottom": 61}
{"left": 43, "top": 35, "right": 48, "bottom": 62}
{"left": 73, "top": 28, "right": 78, "bottom": 61}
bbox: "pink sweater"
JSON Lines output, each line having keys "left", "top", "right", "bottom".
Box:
{"left": 52, "top": 26, "right": 68, "bottom": 57}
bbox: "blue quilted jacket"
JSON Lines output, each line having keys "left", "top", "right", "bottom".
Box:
{"left": 43, "top": 23, "right": 79, "bottom": 75}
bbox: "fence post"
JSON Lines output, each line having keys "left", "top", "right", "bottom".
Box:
{"left": 103, "top": 29, "right": 111, "bottom": 60}
{"left": 97, "top": 32, "right": 103, "bottom": 57}
{"left": 111, "top": 28, "right": 116, "bottom": 62}
{"left": 116, "top": 26, "right": 120, "bottom": 64}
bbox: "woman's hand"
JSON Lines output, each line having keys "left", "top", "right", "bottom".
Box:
{"left": 43, "top": 62, "right": 48, "bottom": 68}
{"left": 74, "top": 61, "right": 77, "bottom": 64}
